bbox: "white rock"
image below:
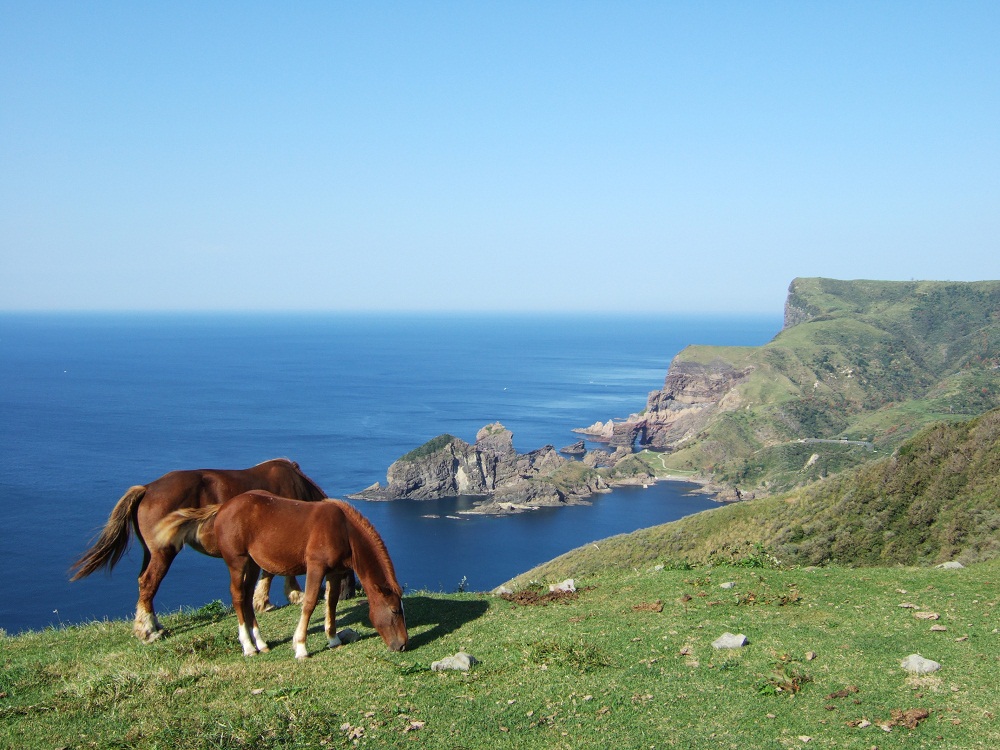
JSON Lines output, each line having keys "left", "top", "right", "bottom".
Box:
{"left": 549, "top": 578, "right": 576, "bottom": 593}
{"left": 900, "top": 654, "right": 941, "bottom": 674}
{"left": 492, "top": 585, "right": 514, "bottom": 595}
{"left": 712, "top": 632, "right": 748, "bottom": 649}
{"left": 935, "top": 561, "right": 964, "bottom": 570}
{"left": 720, "top": 581, "right": 736, "bottom": 590}
{"left": 431, "top": 652, "right": 479, "bottom": 672}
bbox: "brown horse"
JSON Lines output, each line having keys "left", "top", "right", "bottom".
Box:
{"left": 70, "top": 458, "right": 329, "bottom": 643}
{"left": 156, "top": 490, "right": 407, "bottom": 657}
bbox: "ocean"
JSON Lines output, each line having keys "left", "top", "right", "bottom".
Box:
{"left": 0, "top": 312, "right": 780, "bottom": 634}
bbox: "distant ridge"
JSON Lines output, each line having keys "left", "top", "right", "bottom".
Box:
{"left": 620, "top": 277, "right": 1000, "bottom": 496}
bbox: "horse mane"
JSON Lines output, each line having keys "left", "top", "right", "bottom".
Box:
{"left": 328, "top": 500, "right": 402, "bottom": 596}
{"left": 255, "top": 457, "right": 294, "bottom": 467}
{"left": 257, "top": 457, "right": 327, "bottom": 501}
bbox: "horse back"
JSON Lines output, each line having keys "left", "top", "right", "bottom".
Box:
{"left": 215, "top": 491, "right": 351, "bottom": 577}
{"left": 135, "top": 460, "right": 326, "bottom": 534}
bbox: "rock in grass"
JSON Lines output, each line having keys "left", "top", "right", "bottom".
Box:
{"left": 431, "top": 652, "right": 479, "bottom": 672}
{"left": 901, "top": 654, "right": 941, "bottom": 674}
{"left": 935, "top": 561, "right": 964, "bottom": 569}
{"left": 336, "top": 628, "right": 360, "bottom": 644}
{"left": 712, "top": 632, "right": 748, "bottom": 649}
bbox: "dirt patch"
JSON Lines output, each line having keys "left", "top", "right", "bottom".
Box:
{"left": 501, "top": 587, "right": 593, "bottom": 606}
{"left": 846, "top": 708, "right": 930, "bottom": 730}
{"left": 632, "top": 600, "right": 664, "bottom": 613}
{"left": 826, "top": 685, "right": 861, "bottom": 700}
{"left": 890, "top": 708, "right": 931, "bottom": 729}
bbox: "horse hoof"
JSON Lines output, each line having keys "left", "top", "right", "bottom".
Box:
{"left": 139, "top": 629, "right": 164, "bottom": 644}
{"left": 287, "top": 591, "right": 304, "bottom": 606}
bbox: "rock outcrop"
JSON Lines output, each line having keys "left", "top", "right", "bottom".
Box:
{"left": 574, "top": 357, "right": 753, "bottom": 455}
{"left": 640, "top": 358, "right": 754, "bottom": 450}
{"left": 349, "top": 422, "right": 611, "bottom": 511}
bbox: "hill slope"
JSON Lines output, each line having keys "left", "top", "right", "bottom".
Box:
{"left": 512, "top": 407, "right": 1000, "bottom": 584}
{"left": 627, "top": 278, "right": 1000, "bottom": 495}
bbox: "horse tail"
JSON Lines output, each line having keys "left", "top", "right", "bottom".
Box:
{"left": 153, "top": 505, "right": 221, "bottom": 552}
{"left": 70, "top": 485, "right": 147, "bottom": 581}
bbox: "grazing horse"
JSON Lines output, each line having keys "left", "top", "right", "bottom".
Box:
{"left": 70, "top": 459, "right": 332, "bottom": 643}
{"left": 156, "top": 490, "right": 407, "bottom": 658}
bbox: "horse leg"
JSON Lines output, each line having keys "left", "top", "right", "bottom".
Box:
{"left": 242, "top": 560, "right": 269, "bottom": 653}
{"left": 284, "top": 575, "right": 304, "bottom": 605}
{"left": 134, "top": 545, "right": 176, "bottom": 643}
{"left": 324, "top": 574, "right": 344, "bottom": 648}
{"left": 230, "top": 557, "right": 261, "bottom": 657}
{"left": 252, "top": 573, "right": 304, "bottom": 611}
{"left": 252, "top": 571, "right": 278, "bottom": 612}
{"left": 291, "top": 568, "right": 323, "bottom": 660}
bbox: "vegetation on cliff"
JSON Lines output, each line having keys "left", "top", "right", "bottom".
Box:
{"left": 398, "top": 434, "right": 458, "bottom": 462}
{"left": 643, "top": 278, "right": 1000, "bottom": 495}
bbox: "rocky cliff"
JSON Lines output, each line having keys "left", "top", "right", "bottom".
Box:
{"left": 640, "top": 357, "right": 755, "bottom": 450}
{"left": 575, "top": 277, "right": 1000, "bottom": 496}
{"left": 573, "top": 355, "right": 754, "bottom": 452}
{"left": 349, "top": 422, "right": 634, "bottom": 513}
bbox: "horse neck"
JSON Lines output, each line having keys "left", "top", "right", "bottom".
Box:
{"left": 337, "top": 504, "right": 400, "bottom": 596}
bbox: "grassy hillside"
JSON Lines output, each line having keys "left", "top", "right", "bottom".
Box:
{"left": 513, "top": 409, "right": 1000, "bottom": 586}
{"left": 3, "top": 559, "right": 997, "bottom": 749}
{"left": 653, "top": 278, "right": 1000, "bottom": 494}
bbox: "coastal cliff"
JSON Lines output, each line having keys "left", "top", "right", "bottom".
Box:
{"left": 576, "top": 277, "right": 1000, "bottom": 496}
{"left": 349, "top": 422, "right": 645, "bottom": 513}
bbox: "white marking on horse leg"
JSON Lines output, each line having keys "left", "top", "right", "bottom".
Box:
{"left": 292, "top": 613, "right": 310, "bottom": 659}
{"left": 237, "top": 623, "right": 257, "bottom": 656}
{"left": 252, "top": 625, "right": 269, "bottom": 653}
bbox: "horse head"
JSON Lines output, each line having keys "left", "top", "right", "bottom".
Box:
{"left": 367, "top": 584, "right": 408, "bottom": 651}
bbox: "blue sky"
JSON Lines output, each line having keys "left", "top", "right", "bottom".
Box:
{"left": 2, "top": 2, "right": 998, "bottom": 313}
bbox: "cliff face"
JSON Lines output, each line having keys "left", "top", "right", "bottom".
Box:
{"left": 640, "top": 359, "right": 755, "bottom": 450}
{"left": 350, "top": 422, "right": 614, "bottom": 511}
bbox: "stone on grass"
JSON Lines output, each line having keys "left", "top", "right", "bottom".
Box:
{"left": 719, "top": 582, "right": 736, "bottom": 590}
{"left": 549, "top": 579, "right": 576, "bottom": 593}
{"left": 935, "top": 561, "right": 964, "bottom": 570}
{"left": 900, "top": 654, "right": 941, "bottom": 674}
{"left": 492, "top": 585, "right": 514, "bottom": 595}
{"left": 431, "top": 652, "right": 479, "bottom": 672}
{"left": 712, "top": 632, "right": 748, "bottom": 649}
{"left": 336, "top": 628, "right": 360, "bottom": 644}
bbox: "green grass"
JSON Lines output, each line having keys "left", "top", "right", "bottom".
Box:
{"left": 3, "top": 560, "right": 997, "bottom": 749}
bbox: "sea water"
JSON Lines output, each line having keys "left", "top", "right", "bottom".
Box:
{"left": 0, "top": 312, "right": 780, "bottom": 633}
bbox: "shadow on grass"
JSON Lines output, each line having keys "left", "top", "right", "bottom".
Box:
{"left": 300, "top": 594, "right": 489, "bottom": 651}
{"left": 165, "top": 593, "right": 490, "bottom": 655}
